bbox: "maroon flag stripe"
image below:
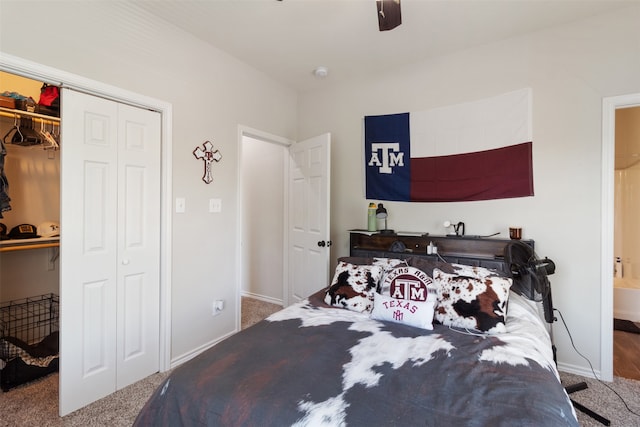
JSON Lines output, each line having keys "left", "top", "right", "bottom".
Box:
{"left": 409, "top": 142, "right": 534, "bottom": 202}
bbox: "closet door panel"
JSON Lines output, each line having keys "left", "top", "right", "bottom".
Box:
{"left": 123, "top": 166, "right": 145, "bottom": 247}
{"left": 60, "top": 89, "right": 118, "bottom": 416}
{"left": 84, "top": 111, "right": 112, "bottom": 147}
{"left": 115, "top": 104, "right": 161, "bottom": 389}
{"left": 122, "top": 272, "right": 144, "bottom": 360}
{"left": 82, "top": 279, "right": 112, "bottom": 375}
{"left": 83, "top": 161, "right": 110, "bottom": 252}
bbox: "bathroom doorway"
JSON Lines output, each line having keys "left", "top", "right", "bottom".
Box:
{"left": 613, "top": 105, "right": 640, "bottom": 381}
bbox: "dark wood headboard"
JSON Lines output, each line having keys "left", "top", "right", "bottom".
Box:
{"left": 349, "top": 231, "right": 534, "bottom": 274}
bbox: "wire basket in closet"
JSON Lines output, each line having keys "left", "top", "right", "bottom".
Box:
{"left": 0, "top": 293, "right": 59, "bottom": 391}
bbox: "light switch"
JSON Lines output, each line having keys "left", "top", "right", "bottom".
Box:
{"left": 209, "top": 198, "right": 222, "bottom": 213}
{"left": 176, "top": 197, "right": 186, "bottom": 213}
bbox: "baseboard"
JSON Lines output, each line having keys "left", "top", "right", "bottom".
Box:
{"left": 614, "top": 309, "right": 640, "bottom": 322}
{"left": 241, "top": 291, "right": 283, "bottom": 306}
{"left": 557, "top": 362, "right": 605, "bottom": 382}
{"left": 170, "top": 329, "right": 237, "bottom": 369}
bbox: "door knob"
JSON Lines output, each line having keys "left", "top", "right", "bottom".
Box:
{"left": 317, "top": 241, "right": 326, "bottom": 247}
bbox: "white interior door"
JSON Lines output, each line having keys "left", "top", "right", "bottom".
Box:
{"left": 60, "top": 89, "right": 160, "bottom": 415}
{"left": 288, "top": 133, "right": 331, "bottom": 305}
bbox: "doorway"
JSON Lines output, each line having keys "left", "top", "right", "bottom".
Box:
{"left": 601, "top": 92, "right": 640, "bottom": 382}
{"left": 612, "top": 106, "right": 640, "bottom": 380}
{"left": 238, "top": 127, "right": 291, "bottom": 313}
{"left": 237, "top": 129, "right": 332, "bottom": 320}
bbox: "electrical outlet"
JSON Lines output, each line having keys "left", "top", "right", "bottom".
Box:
{"left": 212, "top": 299, "right": 225, "bottom": 316}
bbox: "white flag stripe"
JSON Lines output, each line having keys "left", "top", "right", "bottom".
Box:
{"left": 409, "top": 88, "right": 532, "bottom": 158}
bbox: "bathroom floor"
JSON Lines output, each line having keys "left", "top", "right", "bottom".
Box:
{"left": 613, "top": 329, "right": 640, "bottom": 380}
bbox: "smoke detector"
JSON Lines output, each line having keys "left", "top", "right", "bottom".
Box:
{"left": 313, "top": 66, "right": 329, "bottom": 79}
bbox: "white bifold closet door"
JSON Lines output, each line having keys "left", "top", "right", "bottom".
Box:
{"left": 59, "top": 89, "right": 161, "bottom": 416}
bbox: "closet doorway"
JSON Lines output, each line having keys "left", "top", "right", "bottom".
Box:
{"left": 0, "top": 55, "right": 172, "bottom": 416}
{"left": 0, "top": 71, "right": 62, "bottom": 396}
{"left": 0, "top": 72, "right": 59, "bottom": 303}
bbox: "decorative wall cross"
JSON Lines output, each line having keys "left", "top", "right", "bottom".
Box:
{"left": 193, "top": 140, "right": 222, "bottom": 184}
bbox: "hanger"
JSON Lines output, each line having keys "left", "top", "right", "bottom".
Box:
{"left": 21, "top": 117, "right": 43, "bottom": 146}
{"left": 51, "top": 121, "right": 60, "bottom": 148}
{"left": 3, "top": 114, "right": 23, "bottom": 144}
{"left": 40, "top": 120, "right": 58, "bottom": 150}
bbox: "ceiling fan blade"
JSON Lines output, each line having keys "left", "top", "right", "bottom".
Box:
{"left": 376, "top": 0, "right": 402, "bottom": 32}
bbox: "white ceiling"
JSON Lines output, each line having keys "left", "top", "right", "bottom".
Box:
{"left": 132, "top": 0, "right": 632, "bottom": 93}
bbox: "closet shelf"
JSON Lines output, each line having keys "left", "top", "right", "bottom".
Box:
{"left": 0, "top": 237, "right": 59, "bottom": 252}
{"left": 0, "top": 106, "right": 60, "bottom": 123}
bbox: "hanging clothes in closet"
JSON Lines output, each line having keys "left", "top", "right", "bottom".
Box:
{"left": 0, "top": 137, "right": 10, "bottom": 218}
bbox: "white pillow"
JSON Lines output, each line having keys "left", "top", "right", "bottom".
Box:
{"left": 371, "top": 292, "right": 435, "bottom": 330}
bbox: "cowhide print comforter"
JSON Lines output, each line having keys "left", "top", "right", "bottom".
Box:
{"left": 134, "top": 291, "right": 578, "bottom": 426}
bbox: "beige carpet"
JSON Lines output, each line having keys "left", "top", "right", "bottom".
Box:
{"left": 560, "top": 371, "right": 640, "bottom": 426}
{"left": 241, "top": 296, "right": 283, "bottom": 329}
{"left": 2, "top": 298, "right": 640, "bottom": 426}
{"left": 0, "top": 370, "right": 171, "bottom": 427}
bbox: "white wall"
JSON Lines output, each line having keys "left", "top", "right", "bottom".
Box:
{"left": 0, "top": 2, "right": 297, "bottom": 361}
{"left": 298, "top": 5, "right": 640, "bottom": 375}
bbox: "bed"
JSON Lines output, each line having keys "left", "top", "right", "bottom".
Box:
{"left": 135, "top": 256, "right": 579, "bottom": 426}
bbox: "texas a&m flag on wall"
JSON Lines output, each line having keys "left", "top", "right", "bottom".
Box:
{"left": 365, "top": 88, "right": 534, "bottom": 202}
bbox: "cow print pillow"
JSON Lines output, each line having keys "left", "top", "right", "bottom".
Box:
{"left": 325, "top": 262, "right": 383, "bottom": 313}
{"left": 450, "top": 263, "right": 499, "bottom": 279}
{"left": 373, "top": 257, "right": 407, "bottom": 273}
{"left": 433, "top": 268, "right": 512, "bottom": 334}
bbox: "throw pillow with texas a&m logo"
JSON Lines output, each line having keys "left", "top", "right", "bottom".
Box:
{"left": 378, "top": 265, "right": 438, "bottom": 304}
{"left": 370, "top": 293, "right": 435, "bottom": 330}
{"left": 370, "top": 266, "right": 438, "bottom": 330}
